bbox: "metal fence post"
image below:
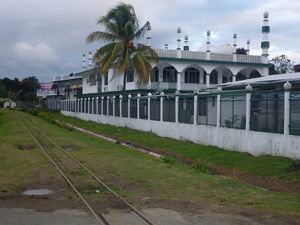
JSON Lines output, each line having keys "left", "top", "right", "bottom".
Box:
{"left": 107, "top": 96, "right": 109, "bottom": 116}
{"left": 113, "top": 95, "right": 116, "bottom": 117}
{"left": 137, "top": 93, "right": 141, "bottom": 119}
{"left": 175, "top": 90, "right": 179, "bottom": 123}
{"left": 128, "top": 94, "right": 131, "bottom": 119}
{"left": 101, "top": 96, "right": 104, "bottom": 115}
{"left": 91, "top": 97, "right": 94, "bottom": 114}
{"left": 245, "top": 84, "right": 253, "bottom": 131}
{"left": 194, "top": 94, "right": 198, "bottom": 125}
{"left": 96, "top": 97, "right": 99, "bottom": 114}
{"left": 148, "top": 92, "right": 152, "bottom": 120}
{"left": 160, "top": 91, "right": 164, "bottom": 122}
{"left": 284, "top": 81, "right": 292, "bottom": 135}
{"left": 216, "top": 87, "right": 222, "bottom": 127}
{"left": 87, "top": 98, "right": 90, "bottom": 114}
{"left": 119, "top": 95, "right": 123, "bottom": 118}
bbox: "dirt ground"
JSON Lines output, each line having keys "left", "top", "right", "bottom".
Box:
{"left": 1, "top": 193, "right": 299, "bottom": 225}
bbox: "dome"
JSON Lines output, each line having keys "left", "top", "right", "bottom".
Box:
{"left": 198, "top": 44, "right": 218, "bottom": 52}
{"left": 215, "top": 44, "right": 233, "bottom": 54}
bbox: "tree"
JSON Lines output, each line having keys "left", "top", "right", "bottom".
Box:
{"left": 270, "top": 55, "right": 294, "bottom": 74}
{"left": 86, "top": 2, "right": 159, "bottom": 90}
{"left": 294, "top": 64, "right": 300, "bottom": 72}
{"left": 236, "top": 48, "right": 247, "bottom": 55}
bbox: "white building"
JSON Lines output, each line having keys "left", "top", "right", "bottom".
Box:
{"left": 80, "top": 11, "right": 270, "bottom": 95}
{"left": 3, "top": 100, "right": 16, "bottom": 109}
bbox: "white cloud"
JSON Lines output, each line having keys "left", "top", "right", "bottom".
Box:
{"left": 14, "top": 41, "right": 59, "bottom": 63}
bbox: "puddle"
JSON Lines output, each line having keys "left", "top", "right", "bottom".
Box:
{"left": 18, "top": 145, "right": 33, "bottom": 150}
{"left": 22, "top": 189, "right": 54, "bottom": 196}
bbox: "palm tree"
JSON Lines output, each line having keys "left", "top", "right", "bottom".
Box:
{"left": 86, "top": 2, "right": 159, "bottom": 91}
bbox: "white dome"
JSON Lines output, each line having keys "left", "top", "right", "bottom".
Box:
{"left": 198, "top": 44, "right": 218, "bottom": 52}
{"left": 215, "top": 44, "right": 233, "bottom": 54}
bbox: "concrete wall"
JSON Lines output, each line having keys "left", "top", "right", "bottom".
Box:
{"left": 62, "top": 111, "right": 300, "bottom": 159}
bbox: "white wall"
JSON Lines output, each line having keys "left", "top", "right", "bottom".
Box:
{"left": 62, "top": 111, "right": 300, "bottom": 159}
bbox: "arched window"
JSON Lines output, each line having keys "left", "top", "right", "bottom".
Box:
{"left": 203, "top": 71, "right": 207, "bottom": 84}
{"left": 126, "top": 68, "right": 134, "bottom": 82}
{"left": 249, "top": 70, "right": 261, "bottom": 79}
{"left": 151, "top": 67, "right": 159, "bottom": 82}
{"left": 184, "top": 68, "right": 200, "bottom": 83}
{"left": 210, "top": 70, "right": 218, "bottom": 84}
{"left": 236, "top": 73, "right": 247, "bottom": 81}
{"left": 222, "top": 76, "right": 228, "bottom": 83}
{"left": 163, "top": 66, "right": 177, "bottom": 83}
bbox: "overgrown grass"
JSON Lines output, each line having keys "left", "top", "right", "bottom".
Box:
{"left": 21, "top": 110, "right": 300, "bottom": 215}
{"left": 32, "top": 110, "right": 300, "bottom": 181}
{"left": 0, "top": 110, "right": 63, "bottom": 193}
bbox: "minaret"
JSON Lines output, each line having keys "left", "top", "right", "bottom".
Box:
{"left": 164, "top": 43, "right": 168, "bottom": 50}
{"left": 206, "top": 30, "right": 211, "bottom": 52}
{"left": 177, "top": 27, "right": 181, "bottom": 50}
{"left": 261, "top": 11, "right": 270, "bottom": 58}
{"left": 183, "top": 35, "right": 189, "bottom": 51}
{"left": 247, "top": 39, "right": 250, "bottom": 55}
{"left": 82, "top": 54, "right": 86, "bottom": 71}
{"left": 146, "top": 24, "right": 151, "bottom": 47}
{"left": 88, "top": 51, "right": 92, "bottom": 69}
{"left": 233, "top": 33, "right": 237, "bottom": 54}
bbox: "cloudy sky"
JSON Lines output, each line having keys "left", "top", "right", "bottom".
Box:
{"left": 0, "top": 0, "right": 299, "bottom": 82}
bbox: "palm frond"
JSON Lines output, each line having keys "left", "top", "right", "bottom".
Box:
{"left": 134, "top": 21, "right": 150, "bottom": 39}
{"left": 86, "top": 31, "right": 115, "bottom": 43}
{"left": 132, "top": 51, "right": 152, "bottom": 86}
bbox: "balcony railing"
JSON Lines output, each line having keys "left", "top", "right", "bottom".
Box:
{"left": 155, "top": 49, "right": 263, "bottom": 64}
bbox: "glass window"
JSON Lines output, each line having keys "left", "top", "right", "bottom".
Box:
{"left": 163, "top": 66, "right": 177, "bottom": 83}
{"left": 184, "top": 68, "right": 200, "bottom": 83}
{"left": 151, "top": 67, "right": 159, "bottom": 82}
{"left": 126, "top": 68, "right": 134, "bottom": 82}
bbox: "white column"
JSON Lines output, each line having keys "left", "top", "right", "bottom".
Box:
{"left": 206, "top": 74, "right": 210, "bottom": 87}
{"left": 284, "top": 81, "right": 292, "bottom": 135}
{"left": 81, "top": 98, "right": 83, "bottom": 113}
{"left": 177, "top": 72, "right": 181, "bottom": 91}
{"left": 96, "top": 97, "right": 99, "bottom": 114}
{"left": 193, "top": 95, "right": 198, "bottom": 125}
{"left": 101, "top": 96, "right": 104, "bottom": 115}
{"left": 101, "top": 76, "right": 104, "bottom": 93}
{"left": 245, "top": 84, "right": 252, "bottom": 131}
{"left": 112, "top": 96, "right": 116, "bottom": 117}
{"left": 119, "top": 95, "right": 123, "bottom": 117}
{"left": 232, "top": 74, "right": 237, "bottom": 82}
{"left": 160, "top": 92, "right": 164, "bottom": 122}
{"left": 128, "top": 94, "right": 131, "bottom": 118}
{"left": 216, "top": 87, "right": 222, "bottom": 127}
{"left": 137, "top": 93, "right": 141, "bottom": 119}
{"left": 147, "top": 93, "right": 152, "bottom": 120}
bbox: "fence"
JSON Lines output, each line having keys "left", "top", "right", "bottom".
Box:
{"left": 50, "top": 83, "right": 298, "bottom": 137}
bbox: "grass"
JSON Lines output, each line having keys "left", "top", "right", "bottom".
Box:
{"left": 0, "top": 110, "right": 63, "bottom": 193}
{"left": 18, "top": 110, "right": 300, "bottom": 215}
{"left": 35, "top": 110, "right": 300, "bottom": 181}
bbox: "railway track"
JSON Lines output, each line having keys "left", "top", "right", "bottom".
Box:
{"left": 17, "top": 112, "right": 155, "bottom": 225}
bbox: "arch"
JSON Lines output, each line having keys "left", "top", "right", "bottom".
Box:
{"left": 163, "top": 66, "right": 177, "bottom": 83}
{"left": 237, "top": 67, "right": 262, "bottom": 80}
{"left": 151, "top": 67, "right": 159, "bottom": 82}
{"left": 249, "top": 70, "right": 262, "bottom": 79}
{"left": 236, "top": 73, "right": 247, "bottom": 81}
{"left": 184, "top": 67, "right": 200, "bottom": 83}
{"left": 210, "top": 66, "right": 234, "bottom": 84}
{"left": 210, "top": 70, "right": 218, "bottom": 84}
{"left": 182, "top": 65, "right": 207, "bottom": 84}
